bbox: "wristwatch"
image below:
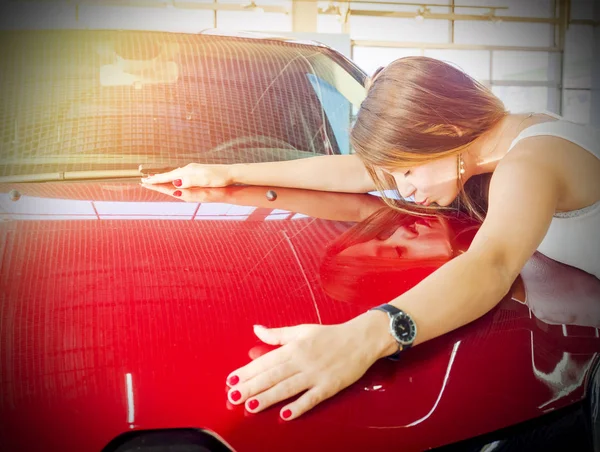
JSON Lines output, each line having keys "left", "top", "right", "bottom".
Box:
{"left": 369, "top": 304, "right": 417, "bottom": 361}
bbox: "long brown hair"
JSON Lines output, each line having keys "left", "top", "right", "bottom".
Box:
{"left": 351, "top": 56, "right": 508, "bottom": 222}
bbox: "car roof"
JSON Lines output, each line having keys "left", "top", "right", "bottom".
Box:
{"left": 198, "top": 28, "right": 327, "bottom": 48}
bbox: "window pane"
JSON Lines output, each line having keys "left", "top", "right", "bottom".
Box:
{"left": 454, "top": 22, "right": 553, "bottom": 47}
{"left": 349, "top": 2, "right": 452, "bottom": 13}
{"left": 456, "top": 0, "right": 554, "bottom": 18}
{"left": 15, "top": 3, "right": 216, "bottom": 32}
{"left": 217, "top": 0, "right": 290, "bottom": 6}
{"left": 350, "top": 17, "right": 450, "bottom": 43}
{"left": 217, "top": 11, "right": 292, "bottom": 32}
{"left": 0, "top": 2, "right": 77, "bottom": 29}
{"left": 492, "top": 86, "right": 550, "bottom": 113}
{"left": 352, "top": 47, "right": 421, "bottom": 76}
{"left": 492, "top": 51, "right": 560, "bottom": 82}
{"left": 564, "top": 25, "right": 593, "bottom": 89}
{"left": 570, "top": 0, "right": 596, "bottom": 20}
{"left": 423, "top": 50, "right": 490, "bottom": 81}
{"left": 562, "top": 90, "right": 591, "bottom": 125}
{"left": 86, "top": 7, "right": 215, "bottom": 33}
{"left": 317, "top": 14, "right": 343, "bottom": 34}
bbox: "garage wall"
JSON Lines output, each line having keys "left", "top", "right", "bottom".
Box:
{"left": 565, "top": 0, "right": 595, "bottom": 125}
{"left": 587, "top": 0, "right": 600, "bottom": 127}
{"left": 0, "top": 0, "right": 595, "bottom": 124}
{"left": 314, "top": 0, "right": 593, "bottom": 124}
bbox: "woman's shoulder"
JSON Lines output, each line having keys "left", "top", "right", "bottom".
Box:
{"left": 507, "top": 113, "right": 600, "bottom": 158}
{"left": 501, "top": 115, "right": 600, "bottom": 211}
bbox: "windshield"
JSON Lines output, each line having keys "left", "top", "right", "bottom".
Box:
{"left": 0, "top": 30, "right": 366, "bottom": 179}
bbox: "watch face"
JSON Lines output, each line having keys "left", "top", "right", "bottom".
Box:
{"left": 391, "top": 312, "right": 417, "bottom": 345}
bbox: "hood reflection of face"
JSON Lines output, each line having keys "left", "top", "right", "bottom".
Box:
{"left": 340, "top": 217, "right": 454, "bottom": 260}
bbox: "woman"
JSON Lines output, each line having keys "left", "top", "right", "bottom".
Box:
{"left": 141, "top": 56, "right": 600, "bottom": 420}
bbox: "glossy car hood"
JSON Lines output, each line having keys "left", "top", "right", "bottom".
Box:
{"left": 1, "top": 181, "right": 599, "bottom": 452}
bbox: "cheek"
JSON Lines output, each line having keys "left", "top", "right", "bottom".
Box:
{"left": 413, "top": 168, "right": 449, "bottom": 194}
{"left": 419, "top": 160, "right": 458, "bottom": 193}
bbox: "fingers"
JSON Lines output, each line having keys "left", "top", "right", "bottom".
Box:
{"left": 139, "top": 164, "right": 176, "bottom": 175}
{"left": 140, "top": 167, "right": 179, "bottom": 184}
{"left": 229, "top": 366, "right": 335, "bottom": 420}
{"left": 141, "top": 183, "right": 174, "bottom": 195}
{"left": 141, "top": 167, "right": 189, "bottom": 188}
{"left": 226, "top": 325, "right": 316, "bottom": 386}
{"left": 279, "top": 386, "right": 333, "bottom": 421}
{"left": 225, "top": 322, "right": 363, "bottom": 420}
{"left": 140, "top": 183, "right": 185, "bottom": 200}
{"left": 248, "top": 344, "right": 273, "bottom": 361}
{"left": 226, "top": 362, "right": 299, "bottom": 407}
{"left": 242, "top": 373, "right": 310, "bottom": 415}
{"left": 253, "top": 324, "right": 307, "bottom": 346}
{"left": 226, "top": 346, "right": 290, "bottom": 389}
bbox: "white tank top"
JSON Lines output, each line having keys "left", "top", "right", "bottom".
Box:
{"left": 507, "top": 112, "right": 600, "bottom": 279}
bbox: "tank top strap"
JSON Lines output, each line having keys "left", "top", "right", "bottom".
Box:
{"left": 506, "top": 118, "right": 600, "bottom": 160}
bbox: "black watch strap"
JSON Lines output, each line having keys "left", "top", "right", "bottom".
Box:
{"left": 370, "top": 303, "right": 402, "bottom": 361}
{"left": 372, "top": 303, "right": 401, "bottom": 316}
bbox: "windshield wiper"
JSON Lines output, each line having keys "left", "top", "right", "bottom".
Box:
{"left": 0, "top": 169, "right": 143, "bottom": 184}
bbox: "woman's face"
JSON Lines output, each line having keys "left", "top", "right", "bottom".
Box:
{"left": 339, "top": 217, "right": 454, "bottom": 260}
{"left": 384, "top": 155, "right": 459, "bottom": 207}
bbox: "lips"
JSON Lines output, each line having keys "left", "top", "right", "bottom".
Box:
{"left": 416, "top": 198, "right": 430, "bottom": 206}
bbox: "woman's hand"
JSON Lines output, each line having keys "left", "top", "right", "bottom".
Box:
{"left": 225, "top": 313, "right": 393, "bottom": 420}
{"left": 140, "top": 163, "right": 233, "bottom": 189}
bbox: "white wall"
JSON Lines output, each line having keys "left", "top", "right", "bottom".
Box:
{"left": 273, "top": 32, "right": 352, "bottom": 59}
{"left": 590, "top": 2, "right": 600, "bottom": 127}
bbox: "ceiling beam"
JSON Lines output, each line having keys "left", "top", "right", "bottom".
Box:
{"left": 352, "top": 40, "right": 561, "bottom": 52}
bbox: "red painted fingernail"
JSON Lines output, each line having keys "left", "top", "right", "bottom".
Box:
{"left": 148, "top": 174, "right": 155, "bottom": 177}
{"left": 248, "top": 399, "right": 259, "bottom": 410}
{"left": 228, "top": 375, "right": 239, "bottom": 386}
{"left": 173, "top": 190, "right": 182, "bottom": 197}
{"left": 174, "top": 179, "right": 182, "bottom": 187}
{"left": 281, "top": 409, "right": 292, "bottom": 419}
{"left": 230, "top": 390, "right": 241, "bottom": 402}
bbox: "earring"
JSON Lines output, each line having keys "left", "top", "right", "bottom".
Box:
{"left": 458, "top": 154, "right": 465, "bottom": 178}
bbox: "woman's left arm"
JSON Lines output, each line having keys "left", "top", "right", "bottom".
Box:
{"left": 225, "top": 151, "right": 562, "bottom": 420}
{"left": 371, "top": 154, "right": 562, "bottom": 348}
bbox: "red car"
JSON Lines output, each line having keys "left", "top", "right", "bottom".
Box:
{"left": 1, "top": 29, "right": 599, "bottom": 452}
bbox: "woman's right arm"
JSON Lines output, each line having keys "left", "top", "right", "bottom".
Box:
{"left": 231, "top": 155, "right": 375, "bottom": 193}
{"left": 141, "top": 155, "right": 376, "bottom": 193}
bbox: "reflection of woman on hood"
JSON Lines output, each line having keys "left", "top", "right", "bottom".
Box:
{"left": 319, "top": 208, "right": 478, "bottom": 305}
{"left": 519, "top": 252, "right": 600, "bottom": 328}
{"left": 317, "top": 204, "right": 600, "bottom": 329}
